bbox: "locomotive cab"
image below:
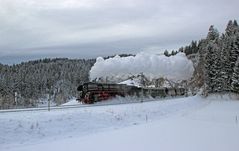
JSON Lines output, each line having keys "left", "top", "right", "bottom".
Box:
{"left": 76, "top": 85, "right": 84, "bottom": 101}
{"left": 77, "top": 85, "right": 83, "bottom": 91}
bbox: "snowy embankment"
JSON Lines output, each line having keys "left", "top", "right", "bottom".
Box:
{"left": 1, "top": 95, "right": 239, "bottom": 151}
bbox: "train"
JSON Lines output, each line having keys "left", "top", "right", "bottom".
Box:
{"left": 77, "top": 82, "right": 186, "bottom": 104}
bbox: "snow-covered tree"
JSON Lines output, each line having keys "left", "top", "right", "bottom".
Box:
{"left": 204, "top": 25, "right": 220, "bottom": 93}
{"left": 223, "top": 20, "right": 239, "bottom": 90}
{"left": 164, "top": 50, "right": 170, "bottom": 57}
{"left": 230, "top": 33, "right": 239, "bottom": 70}
{"left": 207, "top": 25, "right": 219, "bottom": 41}
{"left": 219, "top": 33, "right": 232, "bottom": 91}
{"left": 231, "top": 57, "right": 239, "bottom": 93}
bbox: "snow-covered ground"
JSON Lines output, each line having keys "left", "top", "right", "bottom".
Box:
{"left": 118, "top": 78, "right": 142, "bottom": 87}
{"left": 61, "top": 98, "right": 80, "bottom": 106}
{"left": 1, "top": 95, "right": 239, "bottom": 151}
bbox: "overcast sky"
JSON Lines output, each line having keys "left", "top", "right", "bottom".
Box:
{"left": 0, "top": 0, "right": 238, "bottom": 64}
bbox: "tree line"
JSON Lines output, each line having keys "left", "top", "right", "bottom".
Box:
{"left": 186, "top": 20, "right": 239, "bottom": 95}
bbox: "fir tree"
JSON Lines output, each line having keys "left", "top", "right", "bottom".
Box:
{"left": 204, "top": 25, "right": 220, "bottom": 93}
{"left": 227, "top": 20, "right": 239, "bottom": 89}
{"left": 164, "top": 50, "right": 170, "bottom": 57}
{"left": 204, "top": 43, "right": 215, "bottom": 93}
{"left": 213, "top": 39, "right": 223, "bottom": 92}
{"left": 171, "top": 50, "right": 176, "bottom": 56}
{"left": 219, "top": 34, "right": 231, "bottom": 91}
{"left": 225, "top": 20, "right": 234, "bottom": 36}
{"left": 207, "top": 25, "right": 219, "bottom": 40}
{"left": 230, "top": 34, "right": 239, "bottom": 69}
{"left": 231, "top": 57, "right": 239, "bottom": 93}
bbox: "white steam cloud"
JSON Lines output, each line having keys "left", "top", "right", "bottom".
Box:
{"left": 89, "top": 52, "right": 194, "bottom": 82}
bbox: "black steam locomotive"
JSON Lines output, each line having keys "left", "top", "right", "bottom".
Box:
{"left": 77, "top": 82, "right": 185, "bottom": 104}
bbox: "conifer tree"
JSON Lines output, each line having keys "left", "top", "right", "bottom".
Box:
{"left": 226, "top": 20, "right": 239, "bottom": 89}
{"left": 220, "top": 34, "right": 232, "bottom": 91}
{"left": 204, "top": 25, "right": 220, "bottom": 93}
{"left": 231, "top": 57, "right": 239, "bottom": 93}
{"left": 230, "top": 33, "right": 239, "bottom": 69}
{"left": 225, "top": 20, "right": 234, "bottom": 36}
{"left": 164, "top": 50, "right": 170, "bottom": 57}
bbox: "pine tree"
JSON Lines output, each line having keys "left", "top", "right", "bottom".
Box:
{"left": 213, "top": 39, "right": 223, "bottom": 92}
{"left": 219, "top": 33, "right": 230, "bottom": 91}
{"left": 226, "top": 20, "right": 239, "bottom": 89}
{"left": 207, "top": 25, "right": 219, "bottom": 40}
{"left": 164, "top": 50, "right": 170, "bottom": 57}
{"left": 231, "top": 57, "right": 239, "bottom": 93}
{"left": 191, "top": 41, "right": 198, "bottom": 54}
{"left": 204, "top": 43, "right": 214, "bottom": 93}
{"left": 225, "top": 20, "right": 234, "bottom": 36}
{"left": 197, "top": 39, "right": 207, "bottom": 86}
{"left": 230, "top": 34, "right": 239, "bottom": 69}
{"left": 234, "top": 20, "right": 238, "bottom": 26}
{"left": 171, "top": 50, "right": 176, "bottom": 56}
{"left": 204, "top": 25, "right": 220, "bottom": 93}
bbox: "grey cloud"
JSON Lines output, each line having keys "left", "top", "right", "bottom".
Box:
{"left": 0, "top": 0, "right": 238, "bottom": 64}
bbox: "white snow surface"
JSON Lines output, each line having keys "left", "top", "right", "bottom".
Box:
{"left": 1, "top": 95, "right": 239, "bottom": 151}
{"left": 118, "top": 78, "right": 141, "bottom": 87}
{"left": 89, "top": 52, "right": 194, "bottom": 82}
{"left": 61, "top": 98, "right": 80, "bottom": 106}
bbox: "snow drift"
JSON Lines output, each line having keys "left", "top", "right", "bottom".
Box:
{"left": 90, "top": 52, "right": 194, "bottom": 82}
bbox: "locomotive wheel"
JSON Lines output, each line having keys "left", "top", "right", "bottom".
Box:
{"left": 93, "top": 94, "right": 99, "bottom": 102}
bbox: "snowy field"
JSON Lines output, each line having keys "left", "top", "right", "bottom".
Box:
{"left": 1, "top": 95, "right": 239, "bottom": 151}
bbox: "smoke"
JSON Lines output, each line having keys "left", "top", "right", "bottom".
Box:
{"left": 89, "top": 52, "right": 194, "bottom": 82}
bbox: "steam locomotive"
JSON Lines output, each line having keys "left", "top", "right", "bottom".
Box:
{"left": 77, "top": 82, "right": 185, "bottom": 104}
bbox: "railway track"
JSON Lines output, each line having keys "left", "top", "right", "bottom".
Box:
{"left": 0, "top": 100, "right": 150, "bottom": 113}
{"left": 0, "top": 97, "right": 170, "bottom": 113}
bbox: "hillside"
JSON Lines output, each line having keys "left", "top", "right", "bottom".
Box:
{"left": 0, "top": 58, "right": 95, "bottom": 109}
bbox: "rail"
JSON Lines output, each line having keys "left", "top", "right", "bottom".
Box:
{"left": 0, "top": 96, "right": 185, "bottom": 113}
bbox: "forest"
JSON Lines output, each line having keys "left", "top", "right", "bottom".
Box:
{"left": 0, "top": 58, "right": 95, "bottom": 108}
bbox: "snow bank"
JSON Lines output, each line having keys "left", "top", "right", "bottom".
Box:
{"left": 0, "top": 96, "right": 204, "bottom": 150}
{"left": 2, "top": 95, "right": 239, "bottom": 151}
{"left": 89, "top": 52, "right": 194, "bottom": 82}
{"left": 206, "top": 93, "right": 239, "bottom": 101}
{"left": 61, "top": 99, "right": 80, "bottom": 106}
